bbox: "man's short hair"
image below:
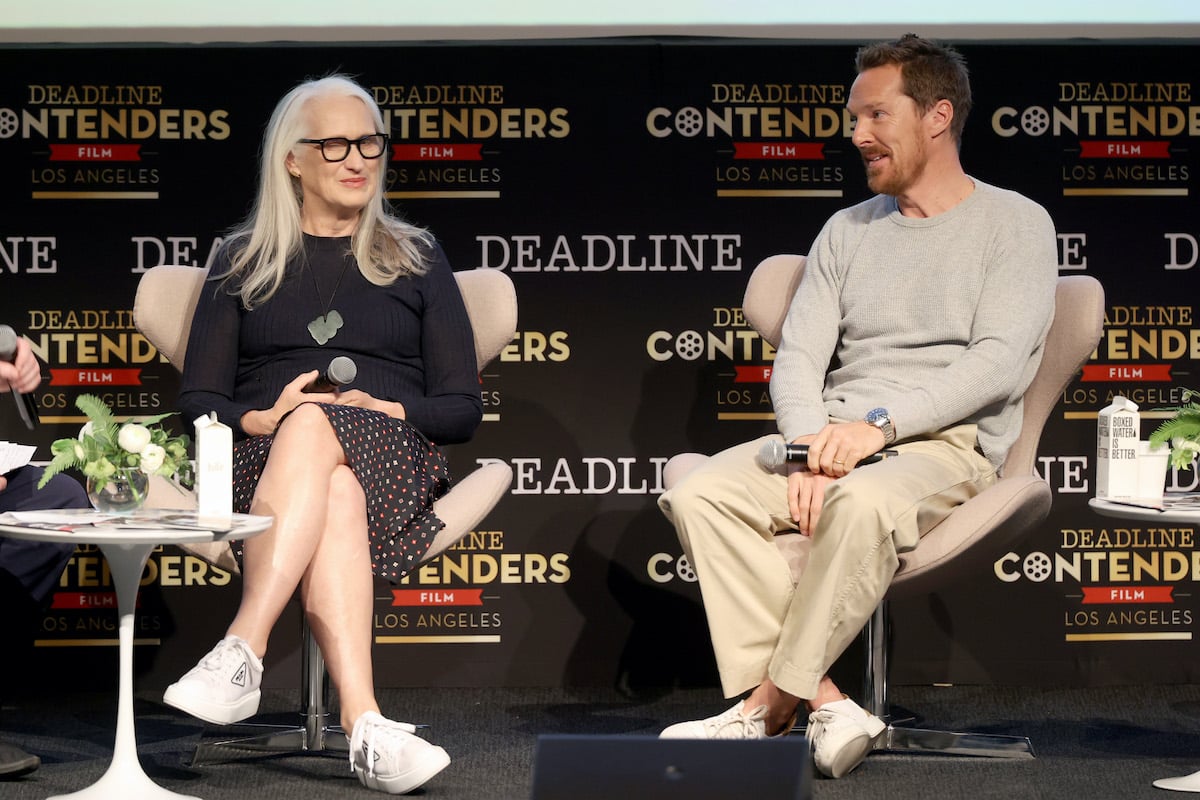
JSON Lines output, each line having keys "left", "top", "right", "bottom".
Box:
{"left": 855, "top": 33, "right": 972, "bottom": 143}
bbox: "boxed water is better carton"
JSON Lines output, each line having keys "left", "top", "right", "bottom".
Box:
{"left": 193, "top": 412, "right": 233, "bottom": 529}
{"left": 1096, "top": 395, "right": 1140, "bottom": 500}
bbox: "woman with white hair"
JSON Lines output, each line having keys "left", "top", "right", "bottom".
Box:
{"left": 163, "top": 74, "right": 481, "bottom": 795}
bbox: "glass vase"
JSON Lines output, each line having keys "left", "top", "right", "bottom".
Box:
{"left": 87, "top": 468, "right": 150, "bottom": 514}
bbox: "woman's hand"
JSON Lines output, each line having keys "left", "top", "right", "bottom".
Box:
{"left": 336, "top": 389, "right": 406, "bottom": 420}
{"left": 240, "top": 371, "right": 338, "bottom": 436}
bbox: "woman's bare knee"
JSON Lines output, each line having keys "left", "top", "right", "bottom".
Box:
{"left": 267, "top": 404, "right": 344, "bottom": 470}
{"left": 275, "top": 403, "right": 336, "bottom": 445}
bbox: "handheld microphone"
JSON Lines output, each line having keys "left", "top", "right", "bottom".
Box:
{"left": 0, "top": 325, "right": 39, "bottom": 430}
{"left": 303, "top": 355, "right": 357, "bottom": 393}
{"left": 756, "top": 439, "right": 898, "bottom": 471}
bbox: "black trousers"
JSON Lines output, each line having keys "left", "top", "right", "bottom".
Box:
{"left": 0, "top": 467, "right": 88, "bottom": 703}
{"left": 0, "top": 466, "right": 87, "bottom": 603}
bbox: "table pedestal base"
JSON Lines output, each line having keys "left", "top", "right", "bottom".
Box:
{"left": 1154, "top": 770, "right": 1200, "bottom": 792}
{"left": 48, "top": 541, "right": 202, "bottom": 800}
{"left": 48, "top": 757, "right": 200, "bottom": 800}
{"left": 0, "top": 512, "right": 271, "bottom": 800}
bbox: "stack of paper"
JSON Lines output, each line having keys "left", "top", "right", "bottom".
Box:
{"left": 0, "top": 441, "right": 35, "bottom": 474}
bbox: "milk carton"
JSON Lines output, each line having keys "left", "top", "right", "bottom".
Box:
{"left": 1096, "top": 396, "right": 1140, "bottom": 500}
{"left": 193, "top": 413, "right": 233, "bottom": 530}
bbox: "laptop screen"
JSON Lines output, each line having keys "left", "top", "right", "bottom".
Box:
{"left": 530, "top": 734, "right": 812, "bottom": 800}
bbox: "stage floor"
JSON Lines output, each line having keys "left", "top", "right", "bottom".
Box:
{"left": 3, "top": 683, "right": 1199, "bottom": 799}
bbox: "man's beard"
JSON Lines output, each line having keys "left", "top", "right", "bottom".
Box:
{"left": 863, "top": 140, "right": 926, "bottom": 196}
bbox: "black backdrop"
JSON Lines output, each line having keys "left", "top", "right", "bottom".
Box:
{"left": 1, "top": 36, "right": 1197, "bottom": 690}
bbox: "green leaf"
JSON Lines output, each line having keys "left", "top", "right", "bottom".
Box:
{"left": 36, "top": 440, "right": 85, "bottom": 489}
{"left": 75, "top": 393, "right": 115, "bottom": 427}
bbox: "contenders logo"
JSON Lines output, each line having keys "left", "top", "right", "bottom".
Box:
{"left": 40, "top": 543, "right": 232, "bottom": 648}
{"left": 1064, "top": 302, "right": 1198, "bottom": 424}
{"left": 25, "top": 307, "right": 163, "bottom": 422}
{"left": 376, "top": 528, "right": 570, "bottom": 645}
{"left": 373, "top": 83, "right": 569, "bottom": 201}
{"left": 3, "top": 83, "right": 230, "bottom": 201}
{"left": 995, "top": 523, "right": 1198, "bottom": 642}
{"left": 647, "top": 304, "right": 776, "bottom": 422}
{"left": 646, "top": 81, "right": 850, "bottom": 198}
{"left": 991, "top": 80, "right": 1196, "bottom": 196}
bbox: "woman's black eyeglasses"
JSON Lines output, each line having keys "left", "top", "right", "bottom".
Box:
{"left": 297, "top": 133, "right": 389, "bottom": 163}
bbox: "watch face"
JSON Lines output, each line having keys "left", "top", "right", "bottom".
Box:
{"left": 866, "top": 407, "right": 888, "bottom": 423}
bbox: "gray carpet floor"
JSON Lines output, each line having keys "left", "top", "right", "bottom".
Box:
{"left": 3, "top": 683, "right": 1200, "bottom": 799}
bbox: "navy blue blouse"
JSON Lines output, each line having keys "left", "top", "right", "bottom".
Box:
{"left": 178, "top": 234, "right": 483, "bottom": 444}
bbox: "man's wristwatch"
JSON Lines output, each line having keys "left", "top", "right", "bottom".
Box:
{"left": 865, "top": 407, "right": 896, "bottom": 445}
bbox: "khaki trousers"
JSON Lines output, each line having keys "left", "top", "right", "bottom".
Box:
{"left": 658, "top": 423, "right": 996, "bottom": 701}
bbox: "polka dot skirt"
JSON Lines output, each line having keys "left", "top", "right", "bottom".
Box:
{"left": 229, "top": 403, "right": 451, "bottom": 583}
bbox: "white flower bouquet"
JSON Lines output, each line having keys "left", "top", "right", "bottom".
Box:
{"left": 37, "top": 393, "right": 194, "bottom": 493}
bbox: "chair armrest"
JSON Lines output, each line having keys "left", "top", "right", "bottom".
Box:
{"left": 426, "top": 461, "right": 514, "bottom": 562}
{"left": 663, "top": 453, "right": 710, "bottom": 490}
{"left": 888, "top": 475, "right": 1052, "bottom": 600}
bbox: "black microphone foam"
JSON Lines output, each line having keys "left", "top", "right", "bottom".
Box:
{"left": 303, "top": 355, "right": 357, "bottom": 393}
{"left": 0, "top": 325, "right": 39, "bottom": 430}
{"left": 756, "top": 439, "right": 898, "bottom": 471}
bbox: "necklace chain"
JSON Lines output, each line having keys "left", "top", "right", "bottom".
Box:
{"left": 309, "top": 256, "right": 350, "bottom": 314}
{"left": 306, "top": 255, "right": 351, "bottom": 345}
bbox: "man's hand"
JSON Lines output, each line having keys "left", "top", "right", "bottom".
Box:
{"left": 787, "top": 466, "right": 837, "bottom": 535}
{"left": 804, "top": 420, "right": 887, "bottom": 477}
{"left": 0, "top": 337, "right": 42, "bottom": 395}
{"left": 784, "top": 420, "right": 887, "bottom": 534}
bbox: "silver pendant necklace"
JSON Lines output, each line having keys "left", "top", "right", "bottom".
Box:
{"left": 307, "top": 258, "right": 350, "bottom": 345}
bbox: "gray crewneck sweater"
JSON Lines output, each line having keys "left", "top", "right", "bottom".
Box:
{"left": 770, "top": 179, "right": 1058, "bottom": 469}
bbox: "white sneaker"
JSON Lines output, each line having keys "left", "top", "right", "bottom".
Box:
{"left": 806, "top": 697, "right": 886, "bottom": 778}
{"left": 349, "top": 711, "right": 451, "bottom": 794}
{"left": 660, "top": 700, "right": 790, "bottom": 740}
{"left": 163, "top": 636, "right": 263, "bottom": 725}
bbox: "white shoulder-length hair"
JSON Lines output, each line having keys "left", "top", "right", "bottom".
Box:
{"left": 218, "top": 74, "right": 432, "bottom": 308}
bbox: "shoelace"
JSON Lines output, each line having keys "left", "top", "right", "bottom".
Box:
{"left": 200, "top": 639, "right": 242, "bottom": 672}
{"left": 703, "top": 706, "right": 765, "bottom": 739}
{"left": 808, "top": 709, "right": 837, "bottom": 726}
{"left": 356, "top": 717, "right": 419, "bottom": 778}
{"left": 807, "top": 710, "right": 832, "bottom": 754}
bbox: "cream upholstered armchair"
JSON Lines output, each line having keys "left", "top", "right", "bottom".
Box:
{"left": 133, "top": 264, "right": 517, "bottom": 761}
{"left": 663, "top": 254, "right": 1105, "bottom": 762}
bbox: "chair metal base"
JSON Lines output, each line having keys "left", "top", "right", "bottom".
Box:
{"left": 191, "top": 717, "right": 348, "bottom": 765}
{"left": 189, "top": 619, "right": 347, "bottom": 766}
{"left": 794, "top": 712, "right": 1034, "bottom": 761}
{"left": 875, "top": 722, "right": 1035, "bottom": 759}
{"left": 859, "top": 602, "right": 1036, "bottom": 762}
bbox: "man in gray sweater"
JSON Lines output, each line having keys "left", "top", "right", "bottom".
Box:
{"left": 658, "top": 34, "right": 1057, "bottom": 779}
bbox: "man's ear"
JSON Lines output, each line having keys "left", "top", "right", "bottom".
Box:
{"left": 927, "top": 98, "right": 954, "bottom": 139}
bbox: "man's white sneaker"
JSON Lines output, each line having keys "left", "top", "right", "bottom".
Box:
{"left": 349, "top": 711, "right": 451, "bottom": 794}
{"left": 660, "top": 700, "right": 790, "bottom": 740}
{"left": 163, "top": 636, "right": 263, "bottom": 725}
{"left": 806, "top": 697, "right": 886, "bottom": 778}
